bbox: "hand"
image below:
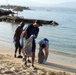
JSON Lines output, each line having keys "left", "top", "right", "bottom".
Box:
{"left": 19, "top": 39, "right": 23, "bottom": 46}
{"left": 13, "top": 38, "right": 15, "bottom": 43}
{"left": 31, "top": 34, "right": 36, "bottom": 38}
{"left": 33, "top": 35, "right": 36, "bottom": 38}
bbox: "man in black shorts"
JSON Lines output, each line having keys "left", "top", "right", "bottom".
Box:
{"left": 20, "top": 20, "right": 42, "bottom": 69}
{"left": 13, "top": 21, "right": 25, "bottom": 58}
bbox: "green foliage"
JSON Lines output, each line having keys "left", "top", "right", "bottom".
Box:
{"left": 0, "top": 5, "right": 30, "bottom": 10}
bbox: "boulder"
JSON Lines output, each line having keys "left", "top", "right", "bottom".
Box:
{"left": 50, "top": 20, "right": 59, "bottom": 26}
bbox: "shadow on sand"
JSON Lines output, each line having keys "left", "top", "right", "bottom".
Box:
{"left": 36, "top": 62, "right": 76, "bottom": 73}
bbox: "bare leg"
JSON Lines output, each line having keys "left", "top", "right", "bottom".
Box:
{"left": 19, "top": 47, "right": 22, "bottom": 55}
{"left": 32, "top": 52, "right": 35, "bottom": 66}
{"left": 24, "top": 55, "right": 27, "bottom": 62}
{"left": 45, "top": 46, "right": 49, "bottom": 59}
{"left": 14, "top": 47, "right": 18, "bottom": 57}
{"left": 24, "top": 55, "right": 27, "bottom": 66}
{"left": 27, "top": 56, "right": 31, "bottom": 63}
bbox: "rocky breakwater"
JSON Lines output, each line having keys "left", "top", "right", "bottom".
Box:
{"left": 0, "top": 16, "right": 59, "bottom": 26}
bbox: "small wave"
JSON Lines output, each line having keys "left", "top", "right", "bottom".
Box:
{"left": 0, "top": 39, "right": 12, "bottom": 43}
{"left": 49, "top": 50, "right": 76, "bottom": 58}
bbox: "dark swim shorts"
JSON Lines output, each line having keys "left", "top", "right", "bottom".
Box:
{"left": 15, "top": 41, "right": 22, "bottom": 49}
{"left": 32, "top": 39, "right": 36, "bottom": 52}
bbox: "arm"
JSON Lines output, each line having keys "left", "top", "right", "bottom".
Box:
{"left": 13, "top": 33, "right": 16, "bottom": 42}
{"left": 34, "top": 27, "right": 39, "bottom": 39}
{"left": 13, "top": 32, "right": 16, "bottom": 38}
{"left": 13, "top": 27, "right": 19, "bottom": 38}
{"left": 21, "top": 30, "right": 27, "bottom": 39}
{"left": 35, "top": 34, "right": 38, "bottom": 38}
{"left": 13, "top": 28, "right": 18, "bottom": 42}
{"left": 45, "top": 46, "right": 49, "bottom": 59}
{"left": 38, "top": 40, "right": 41, "bottom": 46}
{"left": 13, "top": 29, "right": 17, "bottom": 38}
{"left": 20, "top": 30, "right": 27, "bottom": 46}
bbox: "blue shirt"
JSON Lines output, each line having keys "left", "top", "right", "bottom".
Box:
{"left": 39, "top": 39, "right": 49, "bottom": 47}
{"left": 25, "top": 24, "right": 39, "bottom": 39}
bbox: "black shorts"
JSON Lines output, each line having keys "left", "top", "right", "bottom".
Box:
{"left": 32, "top": 39, "right": 36, "bottom": 52}
{"left": 15, "top": 41, "right": 22, "bottom": 49}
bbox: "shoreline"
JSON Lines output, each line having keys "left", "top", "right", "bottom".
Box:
{"left": 0, "top": 39, "right": 76, "bottom": 69}
{"left": 0, "top": 41, "right": 76, "bottom": 68}
{"left": 0, "top": 46, "right": 76, "bottom": 75}
{"left": 0, "top": 39, "right": 76, "bottom": 58}
{"left": 49, "top": 50, "right": 76, "bottom": 58}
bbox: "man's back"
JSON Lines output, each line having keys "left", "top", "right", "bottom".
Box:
{"left": 25, "top": 24, "right": 39, "bottom": 39}
{"left": 15, "top": 26, "right": 23, "bottom": 41}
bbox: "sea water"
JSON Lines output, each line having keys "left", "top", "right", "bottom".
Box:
{"left": 0, "top": 7, "right": 76, "bottom": 57}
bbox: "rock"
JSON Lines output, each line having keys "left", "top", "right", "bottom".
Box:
{"left": 50, "top": 20, "right": 59, "bottom": 26}
{"left": 0, "top": 9, "right": 14, "bottom": 16}
{"left": 0, "top": 15, "right": 59, "bottom": 26}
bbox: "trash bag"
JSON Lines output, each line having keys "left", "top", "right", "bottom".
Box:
{"left": 22, "top": 35, "right": 33, "bottom": 57}
{"left": 38, "top": 47, "right": 44, "bottom": 63}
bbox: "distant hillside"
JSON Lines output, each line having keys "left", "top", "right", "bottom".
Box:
{"left": 56, "top": 2, "right": 76, "bottom": 8}
{"left": 0, "top": 5, "right": 30, "bottom": 10}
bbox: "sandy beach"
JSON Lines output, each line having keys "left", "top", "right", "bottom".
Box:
{"left": 0, "top": 46, "right": 76, "bottom": 75}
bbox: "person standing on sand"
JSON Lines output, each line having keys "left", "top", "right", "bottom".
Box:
{"left": 13, "top": 21, "right": 25, "bottom": 58}
{"left": 20, "top": 20, "right": 42, "bottom": 69}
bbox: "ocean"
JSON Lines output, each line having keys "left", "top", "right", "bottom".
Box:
{"left": 0, "top": 7, "right": 76, "bottom": 57}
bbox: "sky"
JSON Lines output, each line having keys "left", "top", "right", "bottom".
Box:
{"left": 0, "top": 0, "right": 76, "bottom": 7}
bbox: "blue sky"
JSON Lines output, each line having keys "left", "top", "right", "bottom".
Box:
{"left": 0, "top": 0, "right": 76, "bottom": 7}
